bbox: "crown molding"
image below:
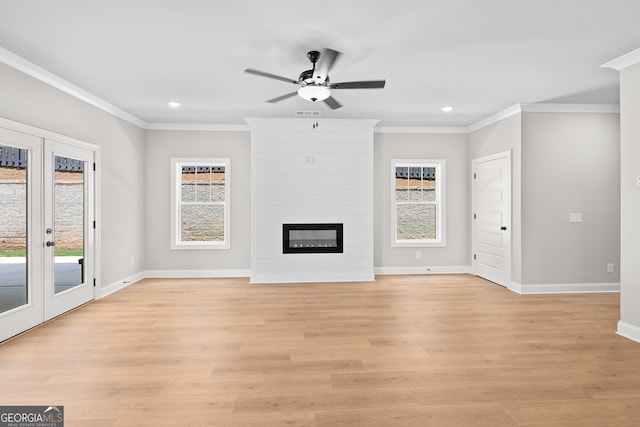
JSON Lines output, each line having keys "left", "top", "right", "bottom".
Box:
{"left": 145, "top": 123, "right": 250, "bottom": 131}
{"left": 374, "top": 126, "right": 466, "bottom": 134}
{"left": 0, "top": 45, "right": 623, "bottom": 135}
{"left": 521, "top": 103, "right": 620, "bottom": 113}
{"left": 600, "top": 48, "right": 640, "bottom": 71}
{"left": 0, "top": 46, "right": 147, "bottom": 128}
{"left": 465, "top": 104, "right": 522, "bottom": 133}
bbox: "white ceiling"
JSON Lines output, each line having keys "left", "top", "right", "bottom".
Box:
{"left": 0, "top": 0, "right": 639, "bottom": 128}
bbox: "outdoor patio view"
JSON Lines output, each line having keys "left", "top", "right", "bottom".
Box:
{"left": 0, "top": 145, "right": 27, "bottom": 313}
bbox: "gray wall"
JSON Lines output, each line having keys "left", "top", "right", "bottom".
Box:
{"left": 620, "top": 62, "right": 640, "bottom": 329}
{"left": 144, "top": 130, "right": 470, "bottom": 273}
{"left": 374, "top": 132, "right": 469, "bottom": 269}
{"left": 143, "top": 130, "right": 251, "bottom": 272}
{"left": 468, "top": 114, "right": 523, "bottom": 283}
{"left": 0, "top": 62, "right": 145, "bottom": 288}
{"left": 0, "top": 60, "right": 624, "bottom": 291}
{"left": 468, "top": 111, "right": 620, "bottom": 286}
{"left": 521, "top": 112, "right": 620, "bottom": 284}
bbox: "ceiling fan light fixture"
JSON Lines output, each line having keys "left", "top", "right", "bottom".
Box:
{"left": 298, "top": 85, "right": 331, "bottom": 102}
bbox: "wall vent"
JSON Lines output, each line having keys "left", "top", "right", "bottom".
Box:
{"left": 295, "top": 111, "right": 321, "bottom": 117}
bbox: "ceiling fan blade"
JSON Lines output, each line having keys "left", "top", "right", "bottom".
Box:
{"left": 244, "top": 68, "right": 299, "bottom": 84}
{"left": 266, "top": 91, "right": 299, "bottom": 103}
{"left": 330, "top": 80, "right": 386, "bottom": 89}
{"left": 323, "top": 96, "right": 342, "bottom": 110}
{"left": 314, "top": 48, "right": 342, "bottom": 82}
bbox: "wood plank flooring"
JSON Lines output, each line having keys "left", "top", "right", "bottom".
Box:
{"left": 1, "top": 274, "right": 640, "bottom": 426}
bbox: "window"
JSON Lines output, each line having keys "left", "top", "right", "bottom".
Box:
{"left": 391, "top": 159, "right": 445, "bottom": 247}
{"left": 171, "top": 158, "right": 230, "bottom": 249}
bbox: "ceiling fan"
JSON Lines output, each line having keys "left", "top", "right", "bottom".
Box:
{"left": 244, "top": 48, "right": 386, "bottom": 110}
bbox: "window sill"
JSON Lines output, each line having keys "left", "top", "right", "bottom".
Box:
{"left": 392, "top": 240, "right": 445, "bottom": 248}
{"left": 171, "top": 243, "right": 230, "bottom": 250}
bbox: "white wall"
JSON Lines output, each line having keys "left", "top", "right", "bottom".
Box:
{"left": 521, "top": 112, "right": 620, "bottom": 285}
{"left": 248, "top": 118, "right": 376, "bottom": 283}
{"left": 0, "top": 62, "right": 145, "bottom": 289}
{"left": 143, "top": 130, "right": 251, "bottom": 275}
{"left": 619, "top": 62, "right": 640, "bottom": 339}
{"left": 374, "top": 132, "right": 469, "bottom": 272}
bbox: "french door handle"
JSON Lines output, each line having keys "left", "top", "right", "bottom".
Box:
{"left": 46, "top": 241, "right": 55, "bottom": 247}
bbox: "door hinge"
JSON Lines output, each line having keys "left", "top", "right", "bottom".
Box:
{"left": 473, "top": 173, "right": 476, "bottom": 179}
{"left": 93, "top": 220, "right": 96, "bottom": 229}
{"left": 93, "top": 162, "right": 96, "bottom": 171}
{"left": 473, "top": 213, "right": 476, "bottom": 220}
{"left": 93, "top": 278, "right": 96, "bottom": 287}
{"left": 473, "top": 254, "right": 477, "bottom": 260}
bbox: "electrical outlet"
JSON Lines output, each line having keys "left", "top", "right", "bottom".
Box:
{"left": 415, "top": 251, "right": 421, "bottom": 259}
{"left": 607, "top": 263, "right": 614, "bottom": 273}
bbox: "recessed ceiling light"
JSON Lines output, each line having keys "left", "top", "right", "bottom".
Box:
{"left": 441, "top": 105, "right": 454, "bottom": 112}
{"left": 168, "top": 101, "right": 181, "bottom": 108}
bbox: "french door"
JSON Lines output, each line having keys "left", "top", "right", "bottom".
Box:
{"left": 0, "top": 127, "right": 95, "bottom": 342}
{"left": 43, "top": 139, "right": 95, "bottom": 320}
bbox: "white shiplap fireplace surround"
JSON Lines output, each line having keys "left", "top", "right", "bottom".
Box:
{"left": 247, "top": 118, "right": 376, "bottom": 284}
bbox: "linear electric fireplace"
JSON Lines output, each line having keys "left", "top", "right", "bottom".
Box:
{"left": 283, "top": 223, "right": 343, "bottom": 254}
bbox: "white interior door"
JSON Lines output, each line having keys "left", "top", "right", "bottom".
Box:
{"left": 0, "top": 128, "right": 43, "bottom": 341}
{"left": 43, "top": 139, "right": 94, "bottom": 321}
{"left": 472, "top": 151, "right": 512, "bottom": 287}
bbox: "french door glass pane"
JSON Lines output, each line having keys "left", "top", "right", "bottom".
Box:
{"left": 53, "top": 155, "right": 85, "bottom": 294}
{"left": 0, "top": 145, "right": 28, "bottom": 313}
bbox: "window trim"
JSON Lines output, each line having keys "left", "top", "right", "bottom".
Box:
{"left": 171, "top": 157, "right": 230, "bottom": 250}
{"left": 390, "top": 158, "right": 446, "bottom": 248}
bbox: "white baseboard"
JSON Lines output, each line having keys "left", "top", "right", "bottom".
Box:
{"left": 99, "top": 269, "right": 618, "bottom": 301}
{"left": 97, "top": 267, "right": 471, "bottom": 299}
{"left": 144, "top": 269, "right": 251, "bottom": 279}
{"left": 97, "top": 271, "right": 145, "bottom": 299}
{"left": 507, "top": 281, "right": 523, "bottom": 293}
{"left": 374, "top": 265, "right": 471, "bottom": 275}
{"left": 509, "top": 281, "right": 620, "bottom": 295}
{"left": 617, "top": 321, "right": 640, "bottom": 344}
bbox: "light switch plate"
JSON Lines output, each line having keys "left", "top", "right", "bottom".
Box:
{"left": 569, "top": 213, "right": 583, "bottom": 223}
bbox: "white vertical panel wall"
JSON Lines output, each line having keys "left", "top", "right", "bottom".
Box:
{"left": 247, "top": 118, "right": 377, "bottom": 283}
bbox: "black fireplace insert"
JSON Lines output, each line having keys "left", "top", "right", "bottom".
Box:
{"left": 282, "top": 223, "right": 343, "bottom": 254}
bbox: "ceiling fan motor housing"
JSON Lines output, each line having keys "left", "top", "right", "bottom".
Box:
{"left": 299, "top": 69, "right": 329, "bottom": 85}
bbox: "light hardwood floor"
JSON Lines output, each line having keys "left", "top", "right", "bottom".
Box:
{"left": 1, "top": 274, "right": 640, "bottom": 426}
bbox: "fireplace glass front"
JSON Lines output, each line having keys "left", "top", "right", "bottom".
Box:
{"left": 283, "top": 223, "right": 343, "bottom": 254}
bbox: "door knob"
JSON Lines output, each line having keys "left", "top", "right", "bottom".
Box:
{"left": 500, "top": 226, "right": 507, "bottom": 231}
{"left": 46, "top": 241, "right": 55, "bottom": 247}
